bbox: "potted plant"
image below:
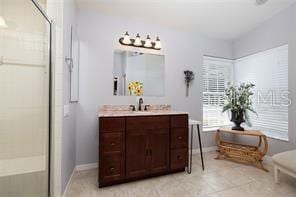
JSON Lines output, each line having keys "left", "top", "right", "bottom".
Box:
{"left": 222, "top": 83, "right": 256, "bottom": 131}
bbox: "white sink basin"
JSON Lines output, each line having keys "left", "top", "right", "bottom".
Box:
{"left": 132, "top": 111, "right": 152, "bottom": 114}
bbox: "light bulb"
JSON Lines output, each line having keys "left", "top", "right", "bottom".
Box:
{"left": 0, "top": 16, "right": 8, "bottom": 28}
{"left": 133, "top": 33, "right": 142, "bottom": 46}
{"left": 154, "top": 37, "right": 162, "bottom": 50}
{"left": 144, "top": 35, "right": 152, "bottom": 48}
{"left": 122, "top": 31, "right": 131, "bottom": 45}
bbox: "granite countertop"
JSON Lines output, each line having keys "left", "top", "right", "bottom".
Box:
{"left": 99, "top": 110, "right": 188, "bottom": 117}
{"left": 98, "top": 105, "right": 188, "bottom": 117}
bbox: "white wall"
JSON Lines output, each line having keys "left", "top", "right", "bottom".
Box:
{"left": 62, "top": 0, "right": 77, "bottom": 194}
{"left": 76, "top": 10, "right": 233, "bottom": 165}
{"left": 233, "top": 4, "right": 296, "bottom": 155}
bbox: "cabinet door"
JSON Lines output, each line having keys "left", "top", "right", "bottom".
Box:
{"left": 171, "top": 148, "right": 188, "bottom": 170}
{"left": 171, "top": 128, "right": 188, "bottom": 149}
{"left": 100, "top": 153, "right": 125, "bottom": 183}
{"left": 149, "top": 129, "right": 170, "bottom": 174}
{"left": 100, "top": 132, "right": 125, "bottom": 183}
{"left": 101, "top": 132, "right": 124, "bottom": 153}
{"left": 126, "top": 131, "right": 149, "bottom": 178}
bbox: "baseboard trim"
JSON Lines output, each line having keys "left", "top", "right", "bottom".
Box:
{"left": 62, "top": 168, "right": 76, "bottom": 197}
{"left": 192, "top": 146, "right": 217, "bottom": 154}
{"left": 76, "top": 163, "right": 98, "bottom": 171}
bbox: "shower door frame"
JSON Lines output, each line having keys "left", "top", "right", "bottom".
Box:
{"left": 31, "top": 0, "right": 52, "bottom": 196}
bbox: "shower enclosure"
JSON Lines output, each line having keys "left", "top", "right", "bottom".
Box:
{"left": 0, "top": 0, "right": 52, "bottom": 196}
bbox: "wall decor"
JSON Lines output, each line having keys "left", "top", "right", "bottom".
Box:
{"left": 184, "top": 70, "right": 195, "bottom": 97}
{"left": 128, "top": 81, "right": 143, "bottom": 96}
{"left": 119, "top": 32, "right": 162, "bottom": 50}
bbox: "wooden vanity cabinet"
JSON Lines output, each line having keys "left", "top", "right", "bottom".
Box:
{"left": 99, "top": 114, "right": 188, "bottom": 187}
{"left": 99, "top": 117, "right": 125, "bottom": 184}
{"left": 126, "top": 116, "right": 170, "bottom": 178}
{"left": 170, "top": 115, "right": 189, "bottom": 170}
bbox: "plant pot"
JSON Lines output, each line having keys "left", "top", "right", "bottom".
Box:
{"left": 231, "top": 110, "right": 245, "bottom": 131}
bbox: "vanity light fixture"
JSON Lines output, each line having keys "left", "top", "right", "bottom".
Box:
{"left": 0, "top": 16, "right": 8, "bottom": 28}
{"left": 119, "top": 32, "right": 162, "bottom": 50}
{"left": 122, "top": 31, "right": 131, "bottom": 45}
{"left": 133, "top": 33, "right": 142, "bottom": 46}
{"left": 144, "top": 35, "right": 152, "bottom": 48}
{"left": 154, "top": 37, "right": 162, "bottom": 50}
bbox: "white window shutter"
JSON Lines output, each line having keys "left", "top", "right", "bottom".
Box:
{"left": 203, "top": 57, "right": 234, "bottom": 128}
{"left": 235, "top": 45, "right": 289, "bottom": 140}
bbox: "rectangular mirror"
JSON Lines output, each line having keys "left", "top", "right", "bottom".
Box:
{"left": 113, "top": 50, "right": 165, "bottom": 96}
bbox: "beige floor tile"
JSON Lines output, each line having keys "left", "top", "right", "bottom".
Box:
{"left": 216, "top": 168, "right": 253, "bottom": 186}
{"left": 212, "top": 187, "right": 250, "bottom": 197}
{"left": 181, "top": 178, "right": 216, "bottom": 196}
{"left": 203, "top": 176, "right": 235, "bottom": 192}
{"left": 66, "top": 151, "right": 296, "bottom": 197}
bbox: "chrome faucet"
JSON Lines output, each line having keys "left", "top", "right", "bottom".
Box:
{"left": 138, "top": 97, "right": 143, "bottom": 111}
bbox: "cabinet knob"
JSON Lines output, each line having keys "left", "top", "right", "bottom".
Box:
{"left": 178, "top": 136, "right": 182, "bottom": 140}
{"left": 177, "top": 155, "right": 182, "bottom": 160}
{"left": 110, "top": 167, "right": 115, "bottom": 172}
{"left": 110, "top": 142, "right": 115, "bottom": 146}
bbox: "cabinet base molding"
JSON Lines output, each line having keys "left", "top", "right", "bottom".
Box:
{"left": 99, "top": 168, "right": 185, "bottom": 188}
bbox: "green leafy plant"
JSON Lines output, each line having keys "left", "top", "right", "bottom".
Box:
{"left": 222, "top": 83, "right": 256, "bottom": 126}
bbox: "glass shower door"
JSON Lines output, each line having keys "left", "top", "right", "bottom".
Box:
{"left": 0, "top": 0, "right": 51, "bottom": 196}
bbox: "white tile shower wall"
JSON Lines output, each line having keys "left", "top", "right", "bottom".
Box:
{"left": 0, "top": 171, "right": 48, "bottom": 197}
{"left": 0, "top": 0, "right": 49, "bottom": 161}
{"left": 0, "top": 0, "right": 50, "bottom": 196}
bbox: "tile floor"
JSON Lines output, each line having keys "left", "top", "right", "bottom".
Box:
{"left": 67, "top": 152, "right": 296, "bottom": 197}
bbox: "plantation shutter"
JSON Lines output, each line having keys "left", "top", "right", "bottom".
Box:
{"left": 203, "top": 57, "right": 234, "bottom": 128}
{"left": 235, "top": 45, "right": 289, "bottom": 140}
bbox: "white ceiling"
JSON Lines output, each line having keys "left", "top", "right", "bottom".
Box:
{"left": 76, "top": 0, "right": 296, "bottom": 40}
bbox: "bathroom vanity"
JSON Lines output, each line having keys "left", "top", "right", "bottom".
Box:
{"left": 98, "top": 107, "right": 188, "bottom": 187}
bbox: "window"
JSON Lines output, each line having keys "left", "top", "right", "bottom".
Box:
{"left": 202, "top": 56, "right": 234, "bottom": 129}
{"left": 235, "top": 45, "right": 289, "bottom": 141}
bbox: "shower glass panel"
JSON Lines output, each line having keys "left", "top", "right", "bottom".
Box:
{"left": 0, "top": 0, "right": 50, "bottom": 196}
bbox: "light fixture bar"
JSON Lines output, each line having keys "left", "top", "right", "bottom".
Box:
{"left": 119, "top": 32, "right": 162, "bottom": 50}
